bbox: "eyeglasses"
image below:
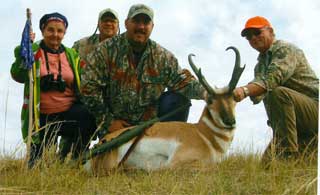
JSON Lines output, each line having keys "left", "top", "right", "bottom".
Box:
{"left": 100, "top": 17, "right": 117, "bottom": 23}
{"left": 101, "top": 19, "right": 117, "bottom": 24}
{"left": 244, "top": 28, "right": 263, "bottom": 40}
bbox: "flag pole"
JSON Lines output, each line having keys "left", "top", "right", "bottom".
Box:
{"left": 26, "top": 8, "right": 34, "bottom": 164}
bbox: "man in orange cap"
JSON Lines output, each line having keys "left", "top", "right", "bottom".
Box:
{"left": 233, "top": 16, "right": 318, "bottom": 160}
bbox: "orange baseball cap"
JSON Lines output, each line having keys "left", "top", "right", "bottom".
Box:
{"left": 241, "top": 16, "right": 272, "bottom": 36}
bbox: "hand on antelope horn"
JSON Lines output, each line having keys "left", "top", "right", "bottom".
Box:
{"left": 232, "top": 87, "right": 246, "bottom": 102}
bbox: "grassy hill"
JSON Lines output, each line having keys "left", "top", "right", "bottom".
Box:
{"left": 0, "top": 150, "right": 317, "bottom": 195}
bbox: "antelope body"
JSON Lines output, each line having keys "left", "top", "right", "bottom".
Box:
{"left": 84, "top": 47, "right": 245, "bottom": 173}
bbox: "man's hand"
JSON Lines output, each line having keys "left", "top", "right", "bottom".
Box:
{"left": 233, "top": 84, "right": 266, "bottom": 102}
{"left": 233, "top": 87, "right": 247, "bottom": 102}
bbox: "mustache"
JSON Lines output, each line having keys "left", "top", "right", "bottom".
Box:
{"left": 134, "top": 30, "right": 146, "bottom": 34}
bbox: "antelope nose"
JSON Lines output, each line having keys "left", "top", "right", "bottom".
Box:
{"left": 224, "top": 117, "right": 236, "bottom": 126}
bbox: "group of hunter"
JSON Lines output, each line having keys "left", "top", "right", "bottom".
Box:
{"left": 11, "top": 4, "right": 318, "bottom": 168}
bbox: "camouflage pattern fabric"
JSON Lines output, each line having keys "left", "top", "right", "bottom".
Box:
{"left": 73, "top": 34, "right": 100, "bottom": 61}
{"left": 81, "top": 33, "right": 205, "bottom": 136}
{"left": 249, "top": 39, "right": 319, "bottom": 106}
{"left": 249, "top": 39, "right": 319, "bottom": 154}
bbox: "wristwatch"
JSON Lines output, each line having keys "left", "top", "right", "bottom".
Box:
{"left": 241, "top": 86, "right": 250, "bottom": 97}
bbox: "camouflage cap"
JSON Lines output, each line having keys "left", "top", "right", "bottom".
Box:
{"left": 127, "top": 4, "right": 154, "bottom": 21}
{"left": 98, "top": 8, "right": 119, "bottom": 22}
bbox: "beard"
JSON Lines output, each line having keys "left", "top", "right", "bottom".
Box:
{"left": 126, "top": 30, "right": 150, "bottom": 52}
{"left": 128, "top": 38, "right": 148, "bottom": 53}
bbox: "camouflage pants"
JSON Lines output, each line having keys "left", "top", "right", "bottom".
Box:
{"left": 264, "top": 86, "right": 318, "bottom": 156}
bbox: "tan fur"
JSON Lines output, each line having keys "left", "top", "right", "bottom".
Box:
{"left": 89, "top": 95, "right": 237, "bottom": 174}
{"left": 91, "top": 121, "right": 217, "bottom": 173}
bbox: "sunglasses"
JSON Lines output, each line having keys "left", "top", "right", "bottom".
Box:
{"left": 245, "top": 28, "right": 263, "bottom": 40}
{"left": 100, "top": 17, "right": 117, "bottom": 23}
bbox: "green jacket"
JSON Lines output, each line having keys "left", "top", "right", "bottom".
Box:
{"left": 11, "top": 41, "right": 81, "bottom": 143}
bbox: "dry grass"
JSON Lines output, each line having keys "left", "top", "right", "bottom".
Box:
{"left": 0, "top": 149, "right": 317, "bottom": 195}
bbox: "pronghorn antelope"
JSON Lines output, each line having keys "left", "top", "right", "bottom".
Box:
{"left": 84, "top": 46, "right": 245, "bottom": 173}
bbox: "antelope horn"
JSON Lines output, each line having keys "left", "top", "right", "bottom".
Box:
{"left": 188, "top": 54, "right": 216, "bottom": 95}
{"left": 226, "top": 46, "right": 246, "bottom": 92}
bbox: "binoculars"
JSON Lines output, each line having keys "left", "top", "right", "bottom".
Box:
{"left": 40, "top": 74, "right": 66, "bottom": 92}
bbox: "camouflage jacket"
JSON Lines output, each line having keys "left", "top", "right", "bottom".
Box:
{"left": 81, "top": 32, "right": 205, "bottom": 134}
{"left": 249, "top": 39, "right": 319, "bottom": 107}
{"left": 72, "top": 34, "right": 101, "bottom": 60}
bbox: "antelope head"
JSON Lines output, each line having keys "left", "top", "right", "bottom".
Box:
{"left": 189, "top": 46, "right": 245, "bottom": 129}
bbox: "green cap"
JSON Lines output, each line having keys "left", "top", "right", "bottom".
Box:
{"left": 127, "top": 4, "right": 154, "bottom": 21}
{"left": 98, "top": 8, "right": 119, "bottom": 22}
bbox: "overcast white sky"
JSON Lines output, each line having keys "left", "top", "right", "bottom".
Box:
{"left": 0, "top": 0, "right": 319, "bottom": 157}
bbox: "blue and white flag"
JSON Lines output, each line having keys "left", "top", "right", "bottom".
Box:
{"left": 20, "top": 19, "right": 34, "bottom": 70}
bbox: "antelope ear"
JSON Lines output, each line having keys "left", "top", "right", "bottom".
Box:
{"left": 203, "top": 90, "right": 208, "bottom": 101}
{"left": 203, "top": 90, "right": 214, "bottom": 104}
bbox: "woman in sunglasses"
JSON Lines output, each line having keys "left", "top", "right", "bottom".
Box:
{"left": 11, "top": 12, "right": 96, "bottom": 168}
{"left": 233, "top": 16, "right": 318, "bottom": 160}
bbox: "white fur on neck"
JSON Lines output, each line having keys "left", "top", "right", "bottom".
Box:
{"left": 118, "top": 138, "right": 180, "bottom": 170}
{"left": 202, "top": 116, "right": 233, "bottom": 137}
{"left": 202, "top": 116, "right": 234, "bottom": 153}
